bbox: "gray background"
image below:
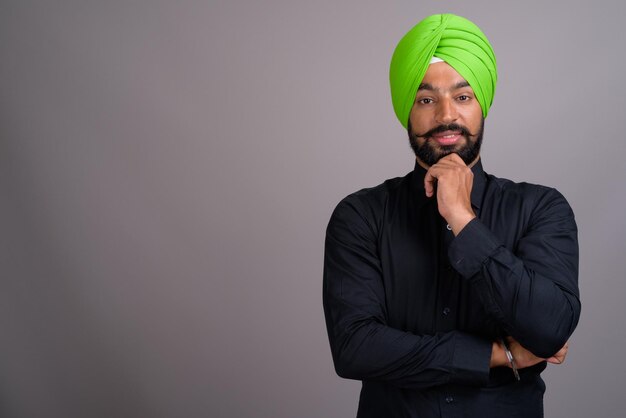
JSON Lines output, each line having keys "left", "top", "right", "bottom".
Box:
{"left": 1, "top": 1, "right": 624, "bottom": 417}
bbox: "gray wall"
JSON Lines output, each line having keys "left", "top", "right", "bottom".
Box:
{"left": 1, "top": 1, "right": 624, "bottom": 417}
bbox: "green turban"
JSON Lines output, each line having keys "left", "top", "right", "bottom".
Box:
{"left": 389, "top": 14, "right": 498, "bottom": 129}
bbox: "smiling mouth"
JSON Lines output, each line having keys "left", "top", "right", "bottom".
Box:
{"left": 431, "top": 131, "right": 462, "bottom": 145}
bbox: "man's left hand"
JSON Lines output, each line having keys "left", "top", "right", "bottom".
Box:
{"left": 546, "top": 342, "right": 569, "bottom": 365}
{"left": 424, "top": 153, "right": 476, "bottom": 235}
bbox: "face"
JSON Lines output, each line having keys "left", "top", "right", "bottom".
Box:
{"left": 408, "top": 62, "right": 484, "bottom": 167}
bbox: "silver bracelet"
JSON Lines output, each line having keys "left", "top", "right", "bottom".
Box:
{"left": 500, "top": 337, "right": 521, "bottom": 381}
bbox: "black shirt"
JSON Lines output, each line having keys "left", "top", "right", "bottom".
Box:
{"left": 323, "top": 159, "right": 580, "bottom": 417}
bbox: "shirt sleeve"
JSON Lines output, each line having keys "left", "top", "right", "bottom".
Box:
{"left": 323, "top": 196, "right": 492, "bottom": 389}
{"left": 448, "top": 187, "right": 581, "bottom": 358}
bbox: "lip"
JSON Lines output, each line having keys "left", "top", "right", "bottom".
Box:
{"left": 432, "top": 130, "right": 461, "bottom": 146}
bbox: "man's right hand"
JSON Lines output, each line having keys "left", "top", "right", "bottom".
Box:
{"left": 491, "top": 337, "right": 569, "bottom": 369}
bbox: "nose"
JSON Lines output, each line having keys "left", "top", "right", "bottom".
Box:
{"left": 435, "top": 98, "right": 458, "bottom": 125}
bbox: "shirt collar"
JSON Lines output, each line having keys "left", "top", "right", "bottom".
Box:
{"left": 410, "top": 158, "right": 487, "bottom": 210}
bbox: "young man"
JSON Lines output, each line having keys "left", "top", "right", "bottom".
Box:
{"left": 323, "top": 14, "right": 580, "bottom": 417}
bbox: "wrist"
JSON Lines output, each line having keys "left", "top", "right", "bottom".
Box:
{"left": 499, "top": 337, "right": 521, "bottom": 381}
{"left": 447, "top": 211, "right": 476, "bottom": 236}
{"left": 490, "top": 341, "right": 507, "bottom": 368}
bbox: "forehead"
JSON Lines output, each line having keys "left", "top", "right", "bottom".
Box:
{"left": 420, "top": 62, "right": 472, "bottom": 91}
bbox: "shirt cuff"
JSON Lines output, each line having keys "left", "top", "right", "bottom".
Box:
{"left": 449, "top": 332, "right": 492, "bottom": 386}
{"left": 448, "top": 218, "right": 501, "bottom": 278}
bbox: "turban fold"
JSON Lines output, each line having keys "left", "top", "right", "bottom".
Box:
{"left": 389, "top": 14, "right": 497, "bottom": 129}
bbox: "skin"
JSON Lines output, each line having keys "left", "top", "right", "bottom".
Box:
{"left": 408, "top": 62, "right": 569, "bottom": 370}
{"left": 409, "top": 62, "right": 482, "bottom": 235}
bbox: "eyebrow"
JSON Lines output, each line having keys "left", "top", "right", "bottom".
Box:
{"left": 417, "top": 80, "right": 471, "bottom": 92}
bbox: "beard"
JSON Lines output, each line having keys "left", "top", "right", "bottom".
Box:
{"left": 408, "top": 118, "right": 484, "bottom": 166}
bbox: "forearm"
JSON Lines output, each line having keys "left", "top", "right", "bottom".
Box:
{"left": 449, "top": 218, "right": 580, "bottom": 357}
{"left": 324, "top": 197, "right": 492, "bottom": 389}
{"left": 475, "top": 242, "right": 579, "bottom": 356}
{"left": 323, "top": 295, "right": 492, "bottom": 389}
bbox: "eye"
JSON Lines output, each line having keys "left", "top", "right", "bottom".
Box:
{"left": 457, "top": 95, "right": 471, "bottom": 102}
{"left": 418, "top": 98, "right": 433, "bottom": 105}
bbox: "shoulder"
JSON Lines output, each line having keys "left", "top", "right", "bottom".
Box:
{"left": 486, "top": 173, "right": 576, "bottom": 224}
{"left": 327, "top": 174, "right": 409, "bottom": 236}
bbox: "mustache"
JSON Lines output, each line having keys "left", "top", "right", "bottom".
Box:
{"left": 412, "top": 123, "right": 478, "bottom": 139}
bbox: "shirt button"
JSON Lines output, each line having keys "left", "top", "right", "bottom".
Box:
{"left": 442, "top": 307, "right": 451, "bottom": 316}
{"left": 445, "top": 396, "right": 454, "bottom": 403}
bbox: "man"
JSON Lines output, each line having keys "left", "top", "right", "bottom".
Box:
{"left": 322, "top": 14, "right": 580, "bottom": 417}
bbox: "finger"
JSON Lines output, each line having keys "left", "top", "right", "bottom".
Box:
{"left": 431, "top": 158, "right": 461, "bottom": 168}
{"left": 436, "top": 153, "right": 470, "bottom": 168}
{"left": 547, "top": 355, "right": 565, "bottom": 364}
{"left": 440, "top": 153, "right": 466, "bottom": 165}
{"left": 553, "top": 346, "right": 568, "bottom": 358}
{"left": 546, "top": 348, "right": 567, "bottom": 364}
{"left": 424, "top": 171, "right": 436, "bottom": 197}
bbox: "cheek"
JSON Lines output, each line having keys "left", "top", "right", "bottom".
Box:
{"left": 460, "top": 105, "right": 482, "bottom": 129}
{"left": 409, "top": 110, "right": 432, "bottom": 132}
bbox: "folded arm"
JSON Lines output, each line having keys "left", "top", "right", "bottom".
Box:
{"left": 449, "top": 189, "right": 580, "bottom": 358}
{"left": 323, "top": 197, "right": 492, "bottom": 389}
